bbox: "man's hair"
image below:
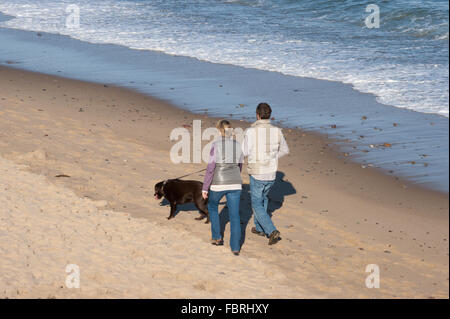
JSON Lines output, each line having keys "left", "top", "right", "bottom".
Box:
{"left": 256, "top": 103, "right": 272, "bottom": 119}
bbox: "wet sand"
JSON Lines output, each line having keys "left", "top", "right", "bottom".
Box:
{"left": 0, "top": 66, "right": 448, "bottom": 298}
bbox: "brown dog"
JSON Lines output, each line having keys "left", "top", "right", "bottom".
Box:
{"left": 154, "top": 179, "right": 209, "bottom": 223}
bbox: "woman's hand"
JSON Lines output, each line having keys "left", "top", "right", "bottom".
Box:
{"left": 202, "top": 191, "right": 208, "bottom": 200}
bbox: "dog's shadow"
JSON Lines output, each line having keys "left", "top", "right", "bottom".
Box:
{"left": 219, "top": 171, "right": 296, "bottom": 248}
{"left": 159, "top": 198, "right": 200, "bottom": 218}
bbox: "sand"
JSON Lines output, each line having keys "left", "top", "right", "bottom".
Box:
{"left": 0, "top": 156, "right": 299, "bottom": 298}
{"left": 0, "top": 66, "right": 448, "bottom": 298}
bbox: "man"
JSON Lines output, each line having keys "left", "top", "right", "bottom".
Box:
{"left": 242, "top": 103, "right": 289, "bottom": 245}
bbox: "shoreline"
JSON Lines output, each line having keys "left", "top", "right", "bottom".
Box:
{"left": 0, "top": 26, "right": 448, "bottom": 193}
{"left": 0, "top": 66, "right": 448, "bottom": 298}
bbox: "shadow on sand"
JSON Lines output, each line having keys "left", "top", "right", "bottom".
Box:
{"left": 218, "top": 171, "right": 296, "bottom": 248}
{"left": 158, "top": 171, "right": 296, "bottom": 249}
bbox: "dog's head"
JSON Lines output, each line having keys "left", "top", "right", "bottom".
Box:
{"left": 154, "top": 181, "right": 165, "bottom": 200}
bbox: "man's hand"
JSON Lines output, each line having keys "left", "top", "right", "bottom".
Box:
{"left": 202, "top": 191, "right": 208, "bottom": 200}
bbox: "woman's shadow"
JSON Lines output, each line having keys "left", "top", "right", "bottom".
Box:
{"left": 218, "top": 171, "right": 296, "bottom": 247}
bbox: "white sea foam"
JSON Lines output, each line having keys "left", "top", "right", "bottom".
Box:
{"left": 0, "top": 0, "right": 448, "bottom": 117}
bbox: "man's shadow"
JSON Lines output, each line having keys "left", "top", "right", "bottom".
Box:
{"left": 218, "top": 171, "right": 296, "bottom": 248}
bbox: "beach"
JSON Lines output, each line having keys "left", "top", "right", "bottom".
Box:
{"left": 0, "top": 66, "right": 448, "bottom": 298}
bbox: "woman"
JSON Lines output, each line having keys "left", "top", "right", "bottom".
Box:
{"left": 202, "top": 119, "right": 243, "bottom": 255}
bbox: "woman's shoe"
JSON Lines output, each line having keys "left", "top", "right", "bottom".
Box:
{"left": 211, "top": 239, "right": 224, "bottom": 246}
{"left": 232, "top": 251, "right": 240, "bottom": 256}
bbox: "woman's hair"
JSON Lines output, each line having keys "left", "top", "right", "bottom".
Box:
{"left": 216, "top": 119, "right": 233, "bottom": 138}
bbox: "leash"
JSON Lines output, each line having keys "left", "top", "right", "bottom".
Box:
{"left": 173, "top": 168, "right": 207, "bottom": 180}
{"left": 163, "top": 168, "right": 207, "bottom": 185}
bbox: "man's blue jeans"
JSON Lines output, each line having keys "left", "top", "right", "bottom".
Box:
{"left": 207, "top": 189, "right": 242, "bottom": 252}
{"left": 250, "top": 175, "right": 276, "bottom": 236}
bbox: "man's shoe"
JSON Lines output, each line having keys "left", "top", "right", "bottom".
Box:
{"left": 268, "top": 230, "right": 281, "bottom": 245}
{"left": 251, "top": 227, "right": 266, "bottom": 237}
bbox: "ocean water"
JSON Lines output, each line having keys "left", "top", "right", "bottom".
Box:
{"left": 0, "top": 0, "right": 448, "bottom": 117}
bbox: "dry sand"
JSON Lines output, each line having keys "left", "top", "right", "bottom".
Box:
{"left": 0, "top": 156, "right": 296, "bottom": 298}
{"left": 0, "top": 66, "right": 448, "bottom": 298}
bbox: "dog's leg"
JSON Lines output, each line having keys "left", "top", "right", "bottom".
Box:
{"left": 194, "top": 214, "right": 206, "bottom": 221}
{"left": 195, "top": 201, "right": 209, "bottom": 224}
{"left": 168, "top": 203, "right": 177, "bottom": 220}
{"left": 200, "top": 207, "right": 210, "bottom": 224}
{"left": 195, "top": 212, "right": 208, "bottom": 223}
